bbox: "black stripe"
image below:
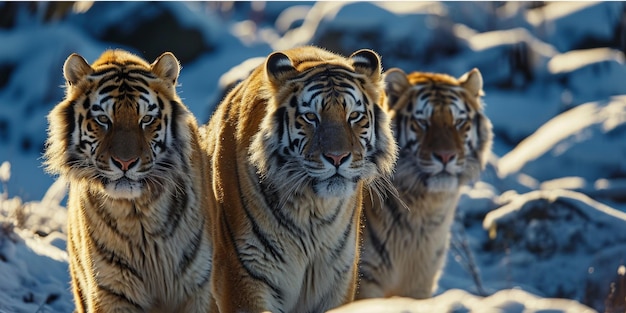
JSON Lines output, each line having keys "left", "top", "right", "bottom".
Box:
{"left": 308, "top": 90, "right": 325, "bottom": 102}
{"left": 227, "top": 153, "right": 285, "bottom": 303}
{"left": 157, "top": 97, "right": 165, "bottom": 110}
{"left": 307, "top": 83, "right": 325, "bottom": 91}
{"left": 196, "top": 264, "right": 212, "bottom": 290}
{"left": 68, "top": 241, "right": 84, "bottom": 276}
{"left": 127, "top": 73, "right": 152, "bottom": 84}
{"left": 363, "top": 213, "right": 391, "bottom": 268}
{"left": 87, "top": 227, "right": 144, "bottom": 282}
{"left": 86, "top": 194, "right": 132, "bottom": 243}
{"left": 315, "top": 198, "right": 343, "bottom": 226}
{"left": 169, "top": 99, "right": 181, "bottom": 143}
{"left": 289, "top": 95, "right": 298, "bottom": 108}
{"left": 127, "top": 69, "right": 154, "bottom": 78}
{"left": 358, "top": 260, "right": 381, "bottom": 285}
{"left": 68, "top": 232, "right": 88, "bottom": 309}
{"left": 99, "top": 95, "right": 113, "bottom": 104}
{"left": 472, "top": 113, "right": 482, "bottom": 153}
{"left": 98, "top": 74, "right": 118, "bottom": 88}
{"left": 147, "top": 102, "right": 157, "bottom": 111}
{"left": 64, "top": 103, "right": 76, "bottom": 146}
{"left": 132, "top": 84, "right": 148, "bottom": 94}
{"left": 98, "top": 84, "right": 117, "bottom": 95}
{"left": 329, "top": 206, "right": 356, "bottom": 260}
{"left": 221, "top": 203, "right": 284, "bottom": 303}
{"left": 274, "top": 107, "right": 287, "bottom": 144}
{"left": 386, "top": 196, "right": 409, "bottom": 229}
{"left": 91, "top": 104, "right": 104, "bottom": 112}
{"left": 79, "top": 97, "right": 90, "bottom": 110}
{"left": 91, "top": 68, "right": 118, "bottom": 78}
{"left": 305, "top": 292, "right": 329, "bottom": 313}
{"left": 98, "top": 283, "right": 144, "bottom": 311}
{"left": 260, "top": 181, "right": 305, "bottom": 237}
{"left": 176, "top": 217, "right": 205, "bottom": 276}
{"left": 239, "top": 186, "right": 285, "bottom": 263}
{"left": 160, "top": 190, "right": 189, "bottom": 238}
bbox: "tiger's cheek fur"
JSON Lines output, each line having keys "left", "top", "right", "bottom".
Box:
{"left": 78, "top": 115, "right": 100, "bottom": 163}
{"left": 63, "top": 104, "right": 106, "bottom": 180}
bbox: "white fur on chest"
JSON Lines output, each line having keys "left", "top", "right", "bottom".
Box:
{"left": 389, "top": 191, "right": 459, "bottom": 286}
{"left": 265, "top": 194, "right": 359, "bottom": 312}
{"left": 70, "top": 184, "right": 211, "bottom": 310}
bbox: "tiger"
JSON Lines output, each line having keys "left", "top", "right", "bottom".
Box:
{"left": 198, "top": 45, "right": 398, "bottom": 313}
{"left": 357, "top": 68, "right": 493, "bottom": 300}
{"left": 43, "top": 49, "right": 214, "bottom": 312}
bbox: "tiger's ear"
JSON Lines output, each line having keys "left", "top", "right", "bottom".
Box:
{"left": 266, "top": 51, "right": 297, "bottom": 85}
{"left": 63, "top": 53, "right": 93, "bottom": 86}
{"left": 459, "top": 68, "right": 483, "bottom": 98}
{"left": 152, "top": 52, "right": 180, "bottom": 84}
{"left": 383, "top": 68, "right": 410, "bottom": 109}
{"left": 350, "top": 49, "right": 381, "bottom": 82}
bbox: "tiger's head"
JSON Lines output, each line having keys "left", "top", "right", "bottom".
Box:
{"left": 249, "top": 46, "right": 397, "bottom": 199}
{"left": 44, "top": 50, "right": 192, "bottom": 200}
{"left": 383, "top": 68, "right": 493, "bottom": 194}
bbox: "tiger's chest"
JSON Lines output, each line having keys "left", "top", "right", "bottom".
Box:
{"left": 70, "top": 188, "right": 211, "bottom": 304}
{"left": 388, "top": 190, "right": 459, "bottom": 237}
{"left": 268, "top": 198, "right": 360, "bottom": 312}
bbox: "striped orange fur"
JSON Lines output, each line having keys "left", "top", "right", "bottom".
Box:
{"left": 358, "top": 68, "right": 493, "bottom": 299}
{"left": 44, "top": 50, "right": 214, "bottom": 313}
{"left": 199, "top": 46, "right": 397, "bottom": 313}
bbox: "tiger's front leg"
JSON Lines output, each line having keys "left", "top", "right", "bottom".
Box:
{"left": 179, "top": 287, "right": 215, "bottom": 313}
{"left": 209, "top": 227, "right": 280, "bottom": 313}
{"left": 89, "top": 288, "right": 148, "bottom": 313}
{"left": 354, "top": 280, "right": 385, "bottom": 300}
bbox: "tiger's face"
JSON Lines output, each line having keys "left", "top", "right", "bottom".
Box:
{"left": 250, "top": 47, "right": 397, "bottom": 199}
{"left": 45, "top": 50, "right": 186, "bottom": 200}
{"left": 384, "top": 68, "right": 492, "bottom": 193}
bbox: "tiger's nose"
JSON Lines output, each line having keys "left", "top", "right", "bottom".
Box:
{"left": 111, "top": 156, "right": 139, "bottom": 171}
{"left": 433, "top": 151, "right": 456, "bottom": 165}
{"left": 324, "top": 152, "right": 350, "bottom": 167}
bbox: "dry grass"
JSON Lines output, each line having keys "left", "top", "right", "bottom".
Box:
{"left": 605, "top": 265, "right": 626, "bottom": 313}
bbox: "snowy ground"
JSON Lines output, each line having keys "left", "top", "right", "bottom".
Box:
{"left": 1, "top": 2, "right": 625, "bottom": 312}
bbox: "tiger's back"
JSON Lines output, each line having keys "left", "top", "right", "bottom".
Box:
{"left": 44, "top": 50, "right": 213, "bottom": 312}
{"left": 200, "top": 46, "right": 397, "bottom": 313}
{"left": 358, "top": 68, "right": 493, "bottom": 300}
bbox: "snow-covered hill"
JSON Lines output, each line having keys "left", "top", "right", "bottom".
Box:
{"left": 1, "top": 2, "right": 625, "bottom": 312}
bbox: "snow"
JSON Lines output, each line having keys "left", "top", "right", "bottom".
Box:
{"left": 1, "top": 1, "right": 625, "bottom": 312}
{"left": 328, "top": 289, "right": 597, "bottom": 313}
{"left": 526, "top": 2, "right": 625, "bottom": 53}
{"left": 498, "top": 96, "right": 626, "bottom": 182}
{"left": 480, "top": 189, "right": 626, "bottom": 301}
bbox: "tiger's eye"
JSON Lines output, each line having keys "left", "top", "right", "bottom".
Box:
{"left": 141, "top": 115, "right": 154, "bottom": 124}
{"left": 349, "top": 111, "right": 360, "bottom": 121}
{"left": 96, "top": 115, "right": 109, "bottom": 124}
{"left": 416, "top": 118, "right": 428, "bottom": 129}
{"left": 304, "top": 112, "right": 318, "bottom": 123}
{"left": 455, "top": 118, "right": 467, "bottom": 128}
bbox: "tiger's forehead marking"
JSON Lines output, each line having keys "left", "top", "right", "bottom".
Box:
{"left": 90, "top": 68, "right": 161, "bottom": 118}
{"left": 409, "top": 84, "right": 468, "bottom": 120}
{"left": 296, "top": 67, "right": 366, "bottom": 113}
